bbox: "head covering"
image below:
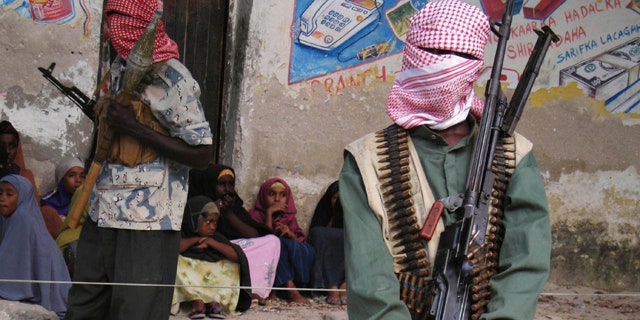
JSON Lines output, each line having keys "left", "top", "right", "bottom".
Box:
{"left": 386, "top": 0, "right": 490, "bottom": 130}
{"left": 0, "top": 121, "right": 39, "bottom": 199}
{"left": 405, "top": 0, "right": 489, "bottom": 61}
{"left": 0, "top": 120, "right": 19, "bottom": 144}
{"left": 249, "top": 177, "right": 306, "bottom": 242}
{"left": 310, "top": 180, "right": 343, "bottom": 229}
{"left": 41, "top": 157, "right": 85, "bottom": 217}
{"left": 55, "top": 157, "right": 84, "bottom": 183}
{"left": 188, "top": 164, "right": 231, "bottom": 201}
{"left": 0, "top": 175, "right": 71, "bottom": 317}
{"left": 105, "top": 0, "right": 179, "bottom": 63}
{"left": 182, "top": 195, "right": 219, "bottom": 237}
{"left": 189, "top": 164, "right": 273, "bottom": 239}
{"left": 179, "top": 195, "right": 253, "bottom": 311}
{"left": 0, "top": 121, "right": 22, "bottom": 177}
{"left": 218, "top": 168, "right": 234, "bottom": 180}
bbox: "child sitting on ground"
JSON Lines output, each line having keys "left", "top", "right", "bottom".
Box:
{"left": 172, "top": 196, "right": 251, "bottom": 319}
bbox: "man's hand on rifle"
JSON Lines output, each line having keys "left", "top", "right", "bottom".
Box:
{"left": 106, "top": 99, "right": 142, "bottom": 136}
{"left": 105, "top": 97, "right": 212, "bottom": 170}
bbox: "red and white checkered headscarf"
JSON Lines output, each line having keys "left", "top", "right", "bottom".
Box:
{"left": 386, "top": 0, "right": 490, "bottom": 130}
{"left": 105, "top": 0, "right": 179, "bottom": 63}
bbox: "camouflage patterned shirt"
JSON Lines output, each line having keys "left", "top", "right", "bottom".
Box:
{"left": 88, "top": 58, "right": 212, "bottom": 231}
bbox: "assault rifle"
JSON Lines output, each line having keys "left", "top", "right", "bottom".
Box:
{"left": 423, "top": 1, "right": 559, "bottom": 319}
{"left": 38, "top": 62, "right": 96, "bottom": 121}
{"left": 38, "top": 62, "right": 99, "bottom": 171}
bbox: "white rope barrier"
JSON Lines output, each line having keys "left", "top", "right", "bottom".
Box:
{"left": 2, "top": 279, "right": 640, "bottom": 297}
{"left": 0, "top": 279, "right": 345, "bottom": 292}
{"left": 539, "top": 292, "right": 640, "bottom": 297}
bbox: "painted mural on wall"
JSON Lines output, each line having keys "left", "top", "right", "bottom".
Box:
{"left": 289, "top": 0, "right": 640, "bottom": 115}
{"left": 290, "top": 0, "right": 414, "bottom": 84}
{"left": 1, "top": 0, "right": 93, "bottom": 36}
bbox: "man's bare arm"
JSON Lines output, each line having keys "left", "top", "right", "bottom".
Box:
{"left": 107, "top": 100, "right": 212, "bottom": 170}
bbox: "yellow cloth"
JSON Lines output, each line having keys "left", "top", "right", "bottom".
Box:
{"left": 172, "top": 255, "right": 240, "bottom": 316}
{"left": 55, "top": 185, "right": 87, "bottom": 253}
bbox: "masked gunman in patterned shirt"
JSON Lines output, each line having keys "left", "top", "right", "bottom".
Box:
{"left": 65, "top": 1, "right": 213, "bottom": 319}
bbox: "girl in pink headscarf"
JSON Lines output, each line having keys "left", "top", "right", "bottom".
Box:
{"left": 249, "top": 177, "right": 315, "bottom": 304}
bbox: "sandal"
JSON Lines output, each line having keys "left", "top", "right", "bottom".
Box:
{"left": 206, "top": 303, "right": 227, "bottom": 319}
{"left": 189, "top": 300, "right": 206, "bottom": 319}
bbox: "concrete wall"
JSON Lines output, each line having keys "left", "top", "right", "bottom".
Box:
{"left": 2, "top": 0, "right": 639, "bottom": 291}
{"left": 0, "top": 0, "right": 99, "bottom": 192}
{"left": 226, "top": 0, "right": 640, "bottom": 291}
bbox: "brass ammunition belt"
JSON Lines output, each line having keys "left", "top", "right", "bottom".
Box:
{"left": 466, "top": 134, "right": 516, "bottom": 320}
{"left": 377, "top": 126, "right": 517, "bottom": 320}
{"left": 375, "top": 124, "right": 430, "bottom": 319}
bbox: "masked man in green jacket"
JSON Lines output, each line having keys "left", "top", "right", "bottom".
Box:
{"left": 338, "top": 1, "right": 551, "bottom": 319}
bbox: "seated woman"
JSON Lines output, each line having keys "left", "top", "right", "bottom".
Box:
{"left": 189, "top": 164, "right": 280, "bottom": 303}
{"left": 0, "top": 174, "right": 71, "bottom": 318}
{"left": 0, "top": 120, "right": 60, "bottom": 238}
{"left": 0, "top": 121, "right": 21, "bottom": 178}
{"left": 172, "top": 196, "right": 251, "bottom": 319}
{"left": 249, "top": 177, "right": 315, "bottom": 304}
{"left": 41, "top": 157, "right": 85, "bottom": 225}
{"left": 308, "top": 180, "right": 346, "bottom": 305}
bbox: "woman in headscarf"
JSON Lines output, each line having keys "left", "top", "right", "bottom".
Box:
{"left": 249, "top": 177, "right": 315, "bottom": 304}
{"left": 0, "top": 120, "right": 61, "bottom": 238}
{"left": 0, "top": 121, "right": 38, "bottom": 196}
{"left": 0, "top": 121, "right": 21, "bottom": 178}
{"left": 188, "top": 164, "right": 280, "bottom": 303}
{"left": 0, "top": 174, "right": 71, "bottom": 319}
{"left": 308, "top": 180, "right": 346, "bottom": 305}
{"left": 172, "top": 196, "right": 251, "bottom": 319}
{"left": 41, "top": 157, "right": 85, "bottom": 224}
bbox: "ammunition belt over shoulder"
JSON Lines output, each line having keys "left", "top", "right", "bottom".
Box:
{"left": 375, "top": 124, "right": 430, "bottom": 319}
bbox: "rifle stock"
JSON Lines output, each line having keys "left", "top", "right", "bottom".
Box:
{"left": 425, "top": 1, "right": 559, "bottom": 319}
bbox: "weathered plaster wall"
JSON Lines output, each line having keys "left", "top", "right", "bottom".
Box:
{"left": 522, "top": 91, "right": 640, "bottom": 290}
{"left": 0, "top": 2, "right": 100, "bottom": 193}
{"left": 230, "top": 1, "right": 640, "bottom": 291}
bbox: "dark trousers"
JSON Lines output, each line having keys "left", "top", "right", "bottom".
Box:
{"left": 309, "top": 226, "right": 345, "bottom": 288}
{"left": 65, "top": 218, "right": 180, "bottom": 320}
{"left": 275, "top": 237, "right": 315, "bottom": 286}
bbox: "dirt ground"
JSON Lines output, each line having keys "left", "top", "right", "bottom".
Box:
{"left": 1, "top": 281, "right": 639, "bottom": 319}
{"left": 169, "top": 282, "right": 640, "bottom": 320}
{"left": 534, "top": 282, "right": 640, "bottom": 320}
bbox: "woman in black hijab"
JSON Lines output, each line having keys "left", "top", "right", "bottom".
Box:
{"left": 308, "top": 181, "right": 346, "bottom": 305}
{"left": 188, "top": 164, "right": 281, "bottom": 303}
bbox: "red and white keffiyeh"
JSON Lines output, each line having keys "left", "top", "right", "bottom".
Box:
{"left": 105, "top": 0, "right": 179, "bottom": 63}
{"left": 386, "top": 0, "right": 490, "bottom": 130}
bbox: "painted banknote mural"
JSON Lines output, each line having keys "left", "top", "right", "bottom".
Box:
{"left": 289, "top": 0, "right": 640, "bottom": 114}
{"left": 1, "top": 0, "right": 93, "bottom": 35}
